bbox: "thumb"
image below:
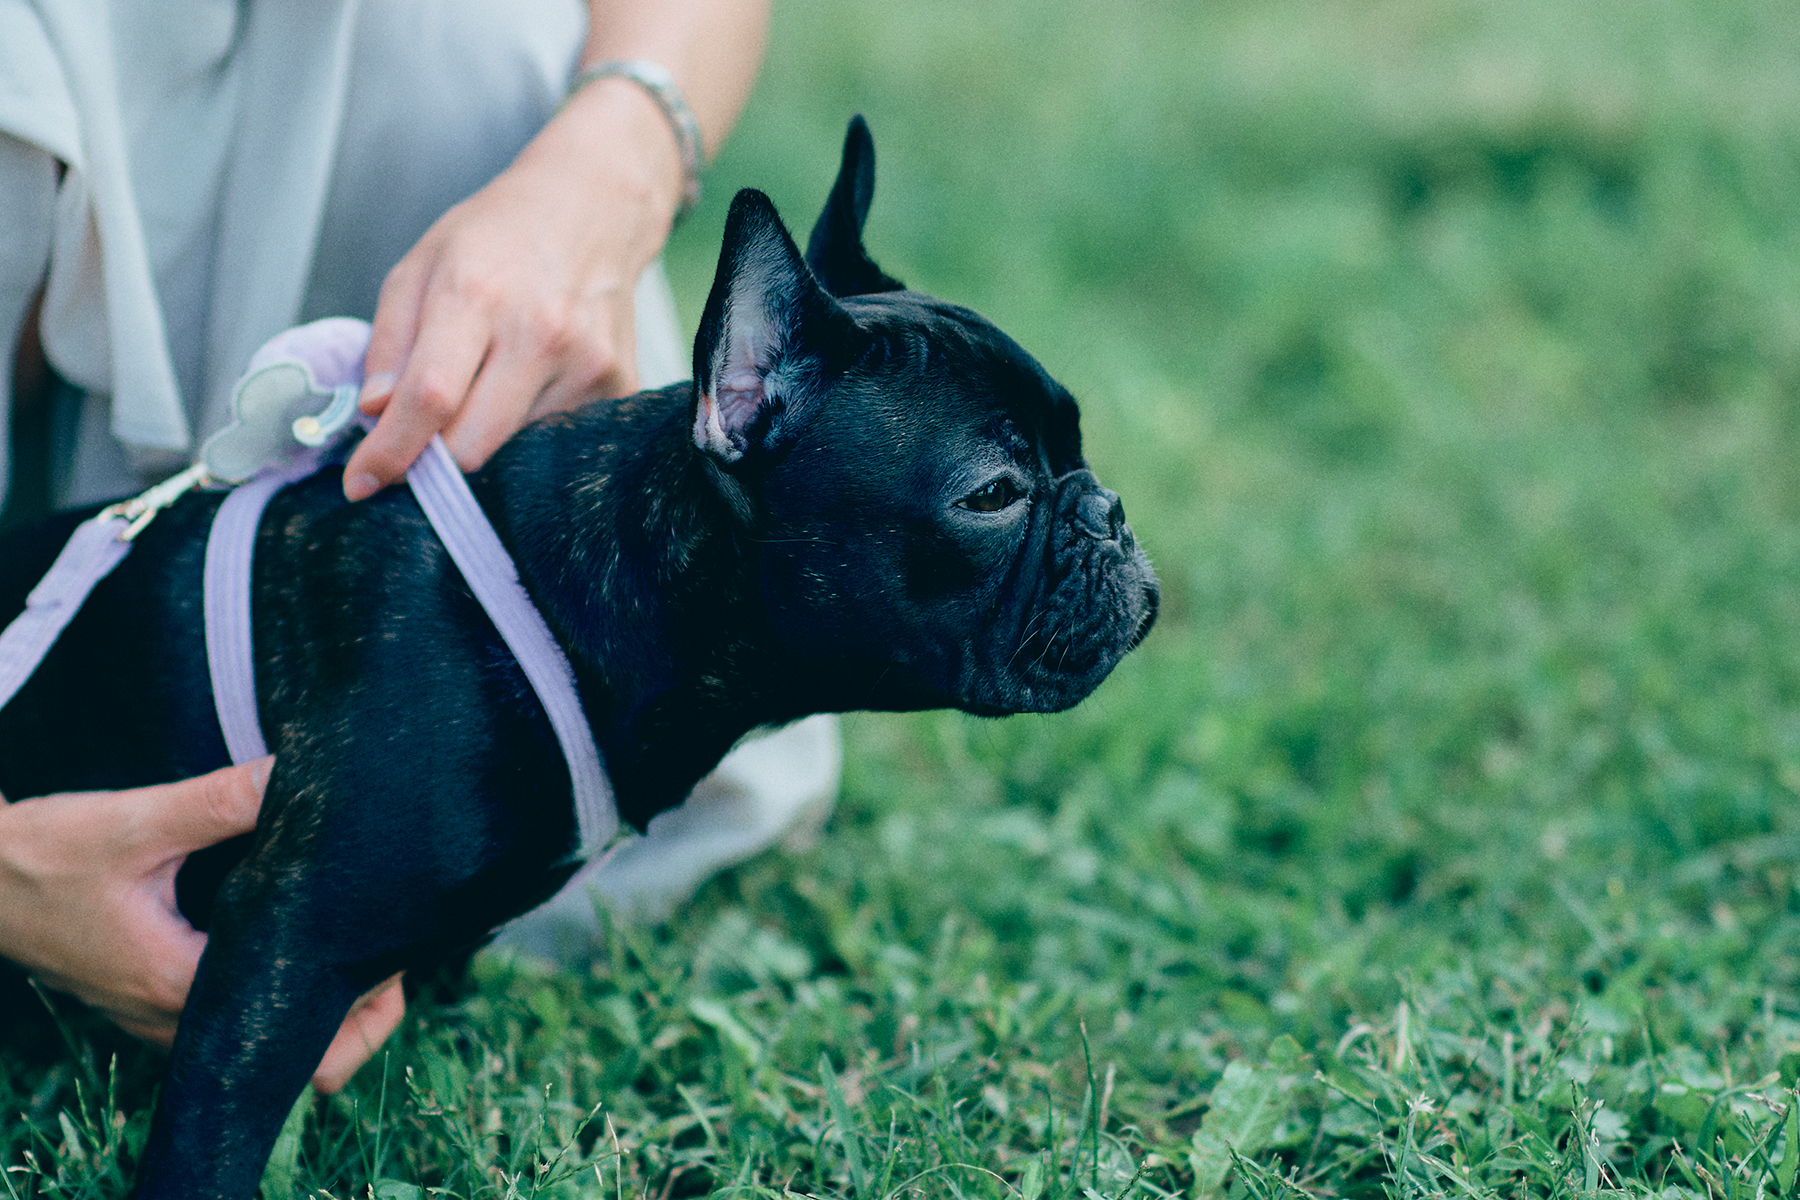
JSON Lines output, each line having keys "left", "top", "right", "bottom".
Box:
{"left": 141, "top": 757, "right": 273, "bottom": 855}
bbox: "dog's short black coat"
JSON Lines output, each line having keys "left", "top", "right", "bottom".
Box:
{"left": 0, "top": 118, "right": 1157, "bottom": 1200}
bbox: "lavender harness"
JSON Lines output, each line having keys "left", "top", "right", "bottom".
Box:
{"left": 0, "top": 320, "right": 617, "bottom": 865}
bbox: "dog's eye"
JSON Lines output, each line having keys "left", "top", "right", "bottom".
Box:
{"left": 959, "top": 478, "right": 1024, "bottom": 513}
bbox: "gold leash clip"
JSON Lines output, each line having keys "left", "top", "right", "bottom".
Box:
{"left": 97, "top": 461, "right": 214, "bottom": 542}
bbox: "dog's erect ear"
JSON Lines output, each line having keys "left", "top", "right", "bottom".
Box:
{"left": 804, "top": 115, "right": 905, "bottom": 297}
{"left": 693, "top": 189, "right": 856, "bottom": 463}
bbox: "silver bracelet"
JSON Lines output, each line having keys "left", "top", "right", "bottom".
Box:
{"left": 565, "top": 58, "right": 704, "bottom": 223}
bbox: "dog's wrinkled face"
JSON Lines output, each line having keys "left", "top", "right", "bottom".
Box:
{"left": 691, "top": 118, "right": 1158, "bottom": 715}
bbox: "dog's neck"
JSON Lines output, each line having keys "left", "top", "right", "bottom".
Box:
{"left": 470, "top": 385, "right": 798, "bottom": 827}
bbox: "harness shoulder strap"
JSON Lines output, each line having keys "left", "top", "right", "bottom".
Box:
{"left": 0, "top": 459, "right": 213, "bottom": 713}
{"left": 0, "top": 514, "right": 134, "bottom": 711}
{"left": 405, "top": 436, "right": 618, "bottom": 855}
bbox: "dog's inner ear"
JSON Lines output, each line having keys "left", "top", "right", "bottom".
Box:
{"left": 693, "top": 189, "right": 851, "bottom": 463}
{"left": 804, "top": 115, "right": 904, "bottom": 298}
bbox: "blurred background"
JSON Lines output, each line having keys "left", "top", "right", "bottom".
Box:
{"left": 10, "top": 0, "right": 1800, "bottom": 1192}
{"left": 659, "top": 0, "right": 1800, "bottom": 1030}
{"left": 661, "top": 0, "right": 1800, "bottom": 1184}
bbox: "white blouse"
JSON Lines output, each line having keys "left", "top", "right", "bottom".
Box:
{"left": 0, "top": 0, "right": 683, "bottom": 507}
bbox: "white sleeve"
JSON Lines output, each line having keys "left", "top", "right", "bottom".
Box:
{"left": 0, "top": 133, "right": 60, "bottom": 514}
{"left": 0, "top": 0, "right": 77, "bottom": 511}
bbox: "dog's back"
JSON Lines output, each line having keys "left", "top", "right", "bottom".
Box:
{"left": 0, "top": 496, "right": 229, "bottom": 800}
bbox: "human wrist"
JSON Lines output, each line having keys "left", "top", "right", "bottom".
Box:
{"left": 528, "top": 74, "right": 687, "bottom": 239}
{"left": 566, "top": 59, "right": 704, "bottom": 221}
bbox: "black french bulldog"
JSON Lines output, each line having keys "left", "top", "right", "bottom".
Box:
{"left": 0, "top": 118, "right": 1157, "bottom": 1199}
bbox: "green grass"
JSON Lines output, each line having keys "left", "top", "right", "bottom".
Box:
{"left": 10, "top": 0, "right": 1800, "bottom": 1195}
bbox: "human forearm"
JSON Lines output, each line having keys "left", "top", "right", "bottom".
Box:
{"left": 535, "top": 0, "right": 770, "bottom": 235}
{"left": 577, "top": 0, "right": 771, "bottom": 161}
{"left": 344, "top": 0, "right": 772, "bottom": 498}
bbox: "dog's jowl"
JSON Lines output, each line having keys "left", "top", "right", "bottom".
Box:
{"left": 0, "top": 117, "right": 1157, "bottom": 1200}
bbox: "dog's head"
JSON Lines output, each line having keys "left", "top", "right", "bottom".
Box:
{"left": 691, "top": 117, "right": 1157, "bottom": 715}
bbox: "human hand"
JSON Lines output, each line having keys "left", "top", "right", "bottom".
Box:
{"left": 342, "top": 77, "right": 686, "bottom": 500}
{"left": 0, "top": 761, "right": 405, "bottom": 1093}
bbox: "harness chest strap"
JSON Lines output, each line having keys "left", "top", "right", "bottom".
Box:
{"left": 405, "top": 437, "right": 618, "bottom": 852}
{"left": 204, "top": 453, "right": 324, "bottom": 761}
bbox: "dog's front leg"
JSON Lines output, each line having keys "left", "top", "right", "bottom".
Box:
{"left": 130, "top": 859, "right": 382, "bottom": 1200}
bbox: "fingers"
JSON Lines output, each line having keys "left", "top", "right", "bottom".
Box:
{"left": 440, "top": 344, "right": 552, "bottom": 472}
{"left": 359, "top": 256, "right": 428, "bottom": 420}
{"left": 31, "top": 855, "right": 209, "bottom": 1038}
{"left": 344, "top": 293, "right": 492, "bottom": 500}
{"left": 312, "top": 975, "right": 406, "bottom": 1094}
{"left": 114, "top": 1016, "right": 178, "bottom": 1048}
{"left": 138, "top": 757, "right": 273, "bottom": 856}
{"left": 344, "top": 150, "right": 659, "bottom": 499}
{"left": 350, "top": 307, "right": 638, "bottom": 488}
{"left": 4, "top": 764, "right": 410, "bottom": 1083}
{"left": 88, "top": 760, "right": 269, "bottom": 1032}
{"left": 558, "top": 315, "right": 637, "bottom": 411}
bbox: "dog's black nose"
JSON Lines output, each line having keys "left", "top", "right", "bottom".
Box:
{"left": 1075, "top": 489, "right": 1125, "bottom": 542}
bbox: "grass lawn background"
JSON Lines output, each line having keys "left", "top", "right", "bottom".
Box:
{"left": 7, "top": 0, "right": 1800, "bottom": 1195}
